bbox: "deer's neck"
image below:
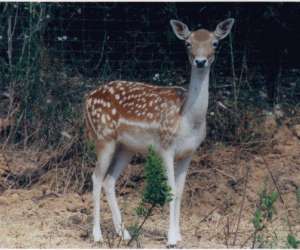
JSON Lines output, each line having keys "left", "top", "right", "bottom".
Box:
{"left": 182, "top": 66, "right": 210, "bottom": 125}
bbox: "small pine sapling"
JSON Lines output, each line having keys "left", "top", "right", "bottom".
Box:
{"left": 128, "top": 145, "right": 172, "bottom": 246}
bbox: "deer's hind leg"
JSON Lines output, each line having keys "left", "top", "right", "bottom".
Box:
{"left": 103, "top": 147, "right": 133, "bottom": 240}
{"left": 92, "top": 140, "right": 116, "bottom": 242}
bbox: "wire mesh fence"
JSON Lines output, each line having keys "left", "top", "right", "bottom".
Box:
{"left": 0, "top": 3, "right": 245, "bottom": 80}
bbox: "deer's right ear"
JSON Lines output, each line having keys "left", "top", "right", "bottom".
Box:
{"left": 170, "top": 19, "right": 191, "bottom": 40}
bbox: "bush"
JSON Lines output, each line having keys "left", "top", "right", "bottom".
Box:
{"left": 128, "top": 146, "right": 172, "bottom": 246}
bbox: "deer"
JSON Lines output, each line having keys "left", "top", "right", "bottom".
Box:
{"left": 84, "top": 18, "right": 235, "bottom": 246}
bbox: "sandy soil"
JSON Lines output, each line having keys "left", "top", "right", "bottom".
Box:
{"left": 0, "top": 115, "right": 299, "bottom": 248}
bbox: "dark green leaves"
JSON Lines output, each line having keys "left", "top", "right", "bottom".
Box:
{"left": 287, "top": 234, "right": 300, "bottom": 249}
{"left": 259, "top": 189, "right": 278, "bottom": 220}
{"left": 142, "top": 145, "right": 172, "bottom": 207}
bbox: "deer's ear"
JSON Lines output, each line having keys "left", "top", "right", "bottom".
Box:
{"left": 170, "top": 19, "right": 191, "bottom": 40}
{"left": 215, "top": 18, "right": 235, "bottom": 40}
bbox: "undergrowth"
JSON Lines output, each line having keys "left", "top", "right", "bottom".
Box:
{"left": 250, "top": 187, "right": 299, "bottom": 249}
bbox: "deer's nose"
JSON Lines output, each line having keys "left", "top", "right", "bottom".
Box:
{"left": 195, "top": 59, "right": 207, "bottom": 68}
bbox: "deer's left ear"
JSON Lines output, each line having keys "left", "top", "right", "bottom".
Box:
{"left": 215, "top": 18, "right": 235, "bottom": 40}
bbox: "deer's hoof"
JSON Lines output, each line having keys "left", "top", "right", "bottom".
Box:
{"left": 93, "top": 235, "right": 103, "bottom": 243}
{"left": 121, "top": 229, "right": 131, "bottom": 241}
{"left": 93, "top": 227, "right": 103, "bottom": 242}
{"left": 176, "top": 233, "right": 182, "bottom": 241}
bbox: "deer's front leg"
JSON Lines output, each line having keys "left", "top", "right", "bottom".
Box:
{"left": 174, "top": 156, "right": 192, "bottom": 242}
{"left": 161, "top": 151, "right": 177, "bottom": 246}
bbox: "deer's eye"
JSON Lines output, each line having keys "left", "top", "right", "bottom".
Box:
{"left": 185, "top": 42, "right": 192, "bottom": 49}
{"left": 212, "top": 40, "right": 219, "bottom": 49}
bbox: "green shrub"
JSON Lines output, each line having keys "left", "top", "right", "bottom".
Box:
{"left": 142, "top": 146, "right": 173, "bottom": 206}
{"left": 128, "top": 145, "right": 172, "bottom": 246}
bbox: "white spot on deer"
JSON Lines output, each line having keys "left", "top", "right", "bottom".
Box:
{"left": 109, "top": 88, "right": 115, "bottom": 94}
{"left": 90, "top": 89, "right": 98, "bottom": 95}
{"left": 101, "top": 115, "right": 106, "bottom": 124}
{"left": 115, "top": 94, "right": 120, "bottom": 100}
{"left": 112, "top": 108, "right": 116, "bottom": 115}
{"left": 87, "top": 98, "right": 92, "bottom": 108}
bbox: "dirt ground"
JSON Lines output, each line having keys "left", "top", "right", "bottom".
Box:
{"left": 0, "top": 114, "right": 299, "bottom": 248}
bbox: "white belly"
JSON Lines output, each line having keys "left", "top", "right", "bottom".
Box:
{"left": 117, "top": 119, "right": 161, "bottom": 154}
{"left": 119, "top": 131, "right": 160, "bottom": 154}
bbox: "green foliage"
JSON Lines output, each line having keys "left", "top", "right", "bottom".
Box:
{"left": 252, "top": 209, "right": 263, "bottom": 230}
{"left": 251, "top": 188, "right": 279, "bottom": 248}
{"left": 142, "top": 145, "right": 172, "bottom": 206}
{"left": 135, "top": 204, "right": 150, "bottom": 217}
{"left": 251, "top": 186, "right": 300, "bottom": 248}
{"left": 287, "top": 234, "right": 300, "bottom": 249}
{"left": 259, "top": 190, "right": 278, "bottom": 220}
{"left": 83, "top": 139, "right": 97, "bottom": 163}
{"left": 0, "top": 3, "right": 70, "bottom": 145}
{"left": 127, "top": 146, "right": 172, "bottom": 246}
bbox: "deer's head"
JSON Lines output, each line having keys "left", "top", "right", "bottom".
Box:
{"left": 170, "top": 18, "right": 235, "bottom": 68}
